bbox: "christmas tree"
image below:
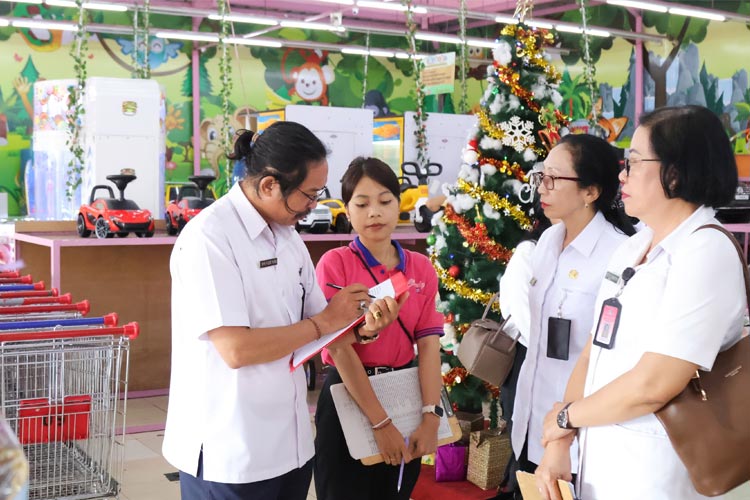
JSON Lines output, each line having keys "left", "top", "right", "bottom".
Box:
{"left": 428, "top": 23, "right": 567, "bottom": 420}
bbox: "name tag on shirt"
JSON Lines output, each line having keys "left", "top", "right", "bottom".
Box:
{"left": 259, "top": 258, "right": 278, "bottom": 268}
{"left": 593, "top": 298, "right": 622, "bottom": 349}
{"left": 604, "top": 271, "right": 620, "bottom": 284}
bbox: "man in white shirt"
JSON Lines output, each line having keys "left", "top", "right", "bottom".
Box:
{"left": 163, "top": 122, "right": 373, "bottom": 500}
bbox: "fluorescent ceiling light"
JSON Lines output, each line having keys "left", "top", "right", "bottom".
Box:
{"left": 0, "top": 0, "right": 42, "bottom": 3}
{"left": 415, "top": 32, "right": 460, "bottom": 44}
{"left": 316, "top": 0, "right": 354, "bottom": 4}
{"left": 225, "top": 36, "right": 282, "bottom": 47}
{"left": 668, "top": 6, "right": 726, "bottom": 21}
{"left": 0, "top": 18, "right": 8, "bottom": 26}
{"left": 208, "top": 14, "right": 278, "bottom": 25}
{"left": 466, "top": 39, "right": 497, "bottom": 49}
{"left": 280, "top": 20, "right": 346, "bottom": 32}
{"left": 356, "top": 0, "right": 427, "bottom": 14}
{"left": 368, "top": 48, "right": 395, "bottom": 57}
{"left": 495, "top": 15, "right": 517, "bottom": 24}
{"left": 605, "top": 0, "right": 667, "bottom": 13}
{"left": 45, "top": 0, "right": 126, "bottom": 10}
{"left": 155, "top": 30, "right": 220, "bottom": 42}
{"left": 395, "top": 52, "right": 409, "bottom": 59}
{"left": 12, "top": 18, "right": 77, "bottom": 30}
{"left": 585, "top": 28, "right": 611, "bottom": 37}
{"left": 526, "top": 19, "right": 554, "bottom": 29}
{"left": 342, "top": 47, "right": 369, "bottom": 55}
{"left": 556, "top": 24, "right": 583, "bottom": 34}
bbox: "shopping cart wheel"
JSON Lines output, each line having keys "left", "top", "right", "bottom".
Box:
{"left": 305, "top": 359, "right": 316, "bottom": 391}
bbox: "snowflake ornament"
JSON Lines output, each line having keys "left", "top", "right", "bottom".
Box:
{"left": 500, "top": 116, "right": 535, "bottom": 152}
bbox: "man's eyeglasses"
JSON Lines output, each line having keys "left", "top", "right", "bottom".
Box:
{"left": 530, "top": 172, "right": 580, "bottom": 191}
{"left": 621, "top": 157, "right": 660, "bottom": 177}
{"left": 295, "top": 186, "right": 328, "bottom": 204}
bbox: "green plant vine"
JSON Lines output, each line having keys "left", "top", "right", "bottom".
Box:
{"left": 218, "top": 0, "right": 233, "bottom": 190}
{"left": 458, "top": 0, "right": 469, "bottom": 114}
{"left": 132, "top": 0, "right": 151, "bottom": 79}
{"left": 361, "top": 32, "right": 370, "bottom": 107}
{"left": 403, "top": 0, "right": 429, "bottom": 168}
{"left": 579, "top": 0, "right": 599, "bottom": 126}
{"left": 66, "top": 0, "right": 89, "bottom": 199}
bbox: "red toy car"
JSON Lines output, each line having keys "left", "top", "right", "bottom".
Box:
{"left": 165, "top": 175, "right": 216, "bottom": 235}
{"left": 77, "top": 174, "right": 155, "bottom": 239}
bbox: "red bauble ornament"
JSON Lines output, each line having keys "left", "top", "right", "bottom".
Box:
{"left": 445, "top": 312, "right": 455, "bottom": 323}
{"left": 448, "top": 265, "right": 461, "bottom": 278}
{"left": 468, "top": 138, "right": 478, "bottom": 149}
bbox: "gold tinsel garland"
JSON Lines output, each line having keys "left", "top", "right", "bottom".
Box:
{"left": 456, "top": 178, "right": 532, "bottom": 229}
{"left": 476, "top": 109, "right": 505, "bottom": 141}
{"left": 500, "top": 24, "right": 561, "bottom": 80}
{"left": 431, "top": 254, "right": 500, "bottom": 310}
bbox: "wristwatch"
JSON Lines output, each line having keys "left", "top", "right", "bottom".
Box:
{"left": 353, "top": 324, "right": 379, "bottom": 344}
{"left": 422, "top": 404, "right": 444, "bottom": 418}
{"left": 556, "top": 402, "right": 577, "bottom": 430}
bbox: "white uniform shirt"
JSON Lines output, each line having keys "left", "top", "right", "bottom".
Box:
{"left": 512, "top": 212, "right": 628, "bottom": 467}
{"left": 162, "top": 183, "right": 327, "bottom": 484}
{"left": 578, "top": 206, "right": 745, "bottom": 500}
{"left": 500, "top": 240, "right": 537, "bottom": 348}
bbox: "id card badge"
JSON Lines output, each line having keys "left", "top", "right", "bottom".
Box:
{"left": 547, "top": 317, "right": 571, "bottom": 360}
{"left": 593, "top": 298, "right": 622, "bottom": 349}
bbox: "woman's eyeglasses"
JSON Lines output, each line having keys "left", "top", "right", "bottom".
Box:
{"left": 621, "top": 157, "right": 660, "bottom": 177}
{"left": 530, "top": 172, "right": 580, "bottom": 191}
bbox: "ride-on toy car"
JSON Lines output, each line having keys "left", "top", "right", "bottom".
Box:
{"left": 398, "top": 161, "right": 442, "bottom": 230}
{"left": 77, "top": 174, "right": 155, "bottom": 239}
{"left": 319, "top": 187, "right": 351, "bottom": 234}
{"left": 165, "top": 175, "right": 216, "bottom": 235}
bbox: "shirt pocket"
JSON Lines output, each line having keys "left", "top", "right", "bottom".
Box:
{"left": 559, "top": 286, "right": 598, "bottom": 355}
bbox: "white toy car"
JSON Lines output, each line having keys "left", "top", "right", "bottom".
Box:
{"left": 296, "top": 204, "right": 332, "bottom": 234}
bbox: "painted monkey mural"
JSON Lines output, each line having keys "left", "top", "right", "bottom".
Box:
{"left": 280, "top": 49, "right": 335, "bottom": 106}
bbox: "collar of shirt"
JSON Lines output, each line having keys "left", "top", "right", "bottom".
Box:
{"left": 228, "top": 182, "right": 294, "bottom": 246}
{"left": 349, "top": 237, "right": 407, "bottom": 272}
{"left": 645, "top": 205, "right": 716, "bottom": 263}
{"left": 547, "top": 210, "right": 608, "bottom": 259}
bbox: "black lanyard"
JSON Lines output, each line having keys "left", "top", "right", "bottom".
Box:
{"left": 350, "top": 247, "right": 414, "bottom": 344}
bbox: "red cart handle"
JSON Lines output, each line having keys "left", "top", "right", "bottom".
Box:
{"left": 0, "top": 271, "right": 20, "bottom": 278}
{"left": 0, "top": 275, "right": 32, "bottom": 284}
{"left": 0, "top": 322, "right": 139, "bottom": 342}
{"left": 0, "top": 289, "right": 59, "bottom": 299}
{"left": 103, "top": 312, "right": 118, "bottom": 326}
{"left": 32, "top": 281, "right": 45, "bottom": 290}
{"left": 0, "top": 300, "right": 90, "bottom": 315}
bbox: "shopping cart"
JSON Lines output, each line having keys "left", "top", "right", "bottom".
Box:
{"left": 0, "top": 301, "right": 90, "bottom": 322}
{"left": 0, "top": 288, "right": 59, "bottom": 300}
{"left": 0, "top": 323, "right": 138, "bottom": 500}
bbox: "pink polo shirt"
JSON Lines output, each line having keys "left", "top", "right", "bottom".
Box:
{"left": 316, "top": 238, "right": 444, "bottom": 368}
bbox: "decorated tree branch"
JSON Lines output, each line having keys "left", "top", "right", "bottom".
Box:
{"left": 430, "top": 23, "right": 566, "bottom": 418}
{"left": 65, "top": 0, "right": 89, "bottom": 198}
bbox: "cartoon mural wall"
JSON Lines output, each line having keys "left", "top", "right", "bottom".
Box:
{"left": 0, "top": 7, "right": 749, "bottom": 217}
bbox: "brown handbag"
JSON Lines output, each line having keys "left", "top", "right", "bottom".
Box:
{"left": 457, "top": 293, "right": 520, "bottom": 387}
{"left": 654, "top": 224, "right": 750, "bottom": 497}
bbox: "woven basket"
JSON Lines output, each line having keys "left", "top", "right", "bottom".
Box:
{"left": 467, "top": 428, "right": 512, "bottom": 490}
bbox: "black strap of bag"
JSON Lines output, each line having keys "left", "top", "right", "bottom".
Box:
{"left": 349, "top": 247, "right": 414, "bottom": 344}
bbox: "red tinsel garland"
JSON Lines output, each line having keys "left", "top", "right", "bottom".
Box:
{"left": 443, "top": 205, "right": 514, "bottom": 263}
{"left": 477, "top": 154, "right": 527, "bottom": 182}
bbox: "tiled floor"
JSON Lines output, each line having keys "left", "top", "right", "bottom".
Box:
{"left": 117, "top": 395, "right": 750, "bottom": 500}
{"left": 118, "top": 394, "right": 320, "bottom": 500}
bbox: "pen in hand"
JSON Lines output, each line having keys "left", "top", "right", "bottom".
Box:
{"left": 397, "top": 437, "right": 408, "bottom": 492}
{"left": 326, "top": 283, "right": 376, "bottom": 299}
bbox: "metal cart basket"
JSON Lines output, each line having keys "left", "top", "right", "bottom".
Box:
{"left": 0, "top": 324, "right": 138, "bottom": 499}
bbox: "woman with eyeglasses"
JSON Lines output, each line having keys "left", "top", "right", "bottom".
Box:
{"left": 536, "top": 106, "right": 744, "bottom": 500}
{"left": 500, "top": 134, "right": 635, "bottom": 500}
{"left": 313, "top": 157, "right": 444, "bottom": 500}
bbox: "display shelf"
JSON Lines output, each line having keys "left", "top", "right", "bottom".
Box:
{"left": 8, "top": 221, "right": 428, "bottom": 391}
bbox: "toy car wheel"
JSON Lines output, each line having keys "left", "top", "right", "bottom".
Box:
{"left": 135, "top": 232, "right": 144, "bottom": 238}
{"left": 94, "top": 218, "right": 110, "bottom": 239}
{"left": 116, "top": 232, "right": 130, "bottom": 238}
{"left": 145, "top": 231, "right": 155, "bottom": 238}
{"left": 165, "top": 214, "right": 178, "bottom": 236}
{"left": 334, "top": 215, "right": 351, "bottom": 234}
{"left": 77, "top": 214, "right": 91, "bottom": 238}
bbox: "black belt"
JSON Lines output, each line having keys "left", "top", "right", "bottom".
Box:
{"left": 363, "top": 361, "right": 412, "bottom": 377}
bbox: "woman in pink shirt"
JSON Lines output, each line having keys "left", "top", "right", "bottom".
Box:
{"left": 314, "top": 157, "right": 445, "bottom": 500}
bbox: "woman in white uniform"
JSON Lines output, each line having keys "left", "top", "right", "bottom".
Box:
{"left": 508, "top": 134, "right": 635, "bottom": 495}
{"left": 537, "top": 105, "right": 744, "bottom": 500}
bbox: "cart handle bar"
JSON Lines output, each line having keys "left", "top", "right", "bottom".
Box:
{"left": 0, "top": 322, "right": 139, "bottom": 342}
{"left": 0, "top": 271, "right": 21, "bottom": 278}
{"left": 0, "top": 275, "right": 32, "bottom": 284}
{"left": 0, "top": 300, "right": 90, "bottom": 315}
{"left": 0, "top": 289, "right": 59, "bottom": 299}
